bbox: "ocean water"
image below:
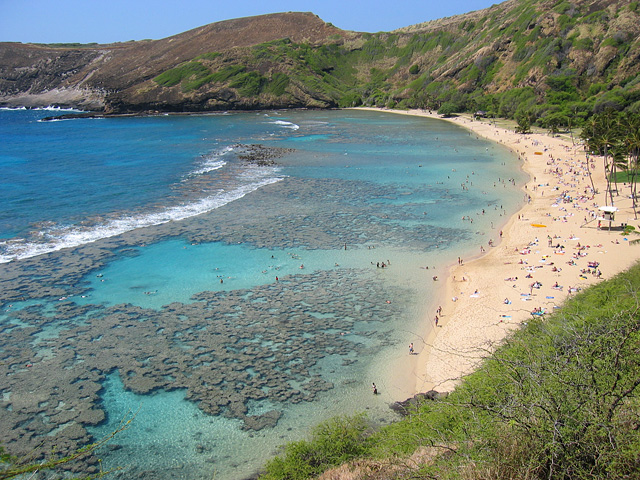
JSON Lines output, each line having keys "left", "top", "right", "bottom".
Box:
{"left": 0, "top": 108, "right": 525, "bottom": 479}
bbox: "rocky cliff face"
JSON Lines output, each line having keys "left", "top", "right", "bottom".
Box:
{"left": 0, "top": 43, "right": 107, "bottom": 109}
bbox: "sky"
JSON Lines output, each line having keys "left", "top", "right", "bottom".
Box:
{"left": 0, "top": 0, "right": 502, "bottom": 44}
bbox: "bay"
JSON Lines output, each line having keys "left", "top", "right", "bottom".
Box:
{"left": 0, "top": 108, "right": 525, "bottom": 479}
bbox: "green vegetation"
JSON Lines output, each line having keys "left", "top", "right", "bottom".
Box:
{"left": 194, "top": 52, "right": 222, "bottom": 61}
{"left": 229, "top": 71, "right": 265, "bottom": 96}
{"left": 437, "top": 102, "right": 458, "bottom": 117}
{"left": 261, "top": 264, "right": 640, "bottom": 479}
{"left": 207, "top": 65, "right": 246, "bottom": 83}
{"left": 153, "top": 61, "right": 211, "bottom": 89}
{"left": 581, "top": 111, "right": 640, "bottom": 210}
{"left": 265, "top": 72, "right": 290, "bottom": 96}
{"left": 515, "top": 115, "right": 532, "bottom": 133}
{"left": 147, "top": 0, "right": 640, "bottom": 117}
{"left": 261, "top": 415, "right": 371, "bottom": 480}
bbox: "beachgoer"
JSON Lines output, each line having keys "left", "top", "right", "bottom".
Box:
{"left": 372, "top": 383, "right": 378, "bottom": 395}
{"left": 409, "top": 343, "right": 414, "bottom": 354}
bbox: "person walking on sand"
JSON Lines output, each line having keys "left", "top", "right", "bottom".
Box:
{"left": 372, "top": 383, "right": 378, "bottom": 395}
{"left": 409, "top": 342, "right": 414, "bottom": 354}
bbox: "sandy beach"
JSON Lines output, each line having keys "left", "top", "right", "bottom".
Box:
{"left": 355, "top": 107, "right": 640, "bottom": 394}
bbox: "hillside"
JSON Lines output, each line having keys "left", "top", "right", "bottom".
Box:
{"left": 0, "top": 12, "right": 348, "bottom": 111}
{"left": 1, "top": 0, "right": 640, "bottom": 125}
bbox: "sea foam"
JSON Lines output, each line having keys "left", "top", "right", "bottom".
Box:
{"left": 0, "top": 174, "right": 284, "bottom": 264}
{"left": 0, "top": 106, "right": 84, "bottom": 112}
{"left": 270, "top": 119, "right": 300, "bottom": 130}
{"left": 186, "top": 146, "right": 233, "bottom": 177}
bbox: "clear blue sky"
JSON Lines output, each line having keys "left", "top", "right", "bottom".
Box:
{"left": 0, "top": 0, "right": 501, "bottom": 44}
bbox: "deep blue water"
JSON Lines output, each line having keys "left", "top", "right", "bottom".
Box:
{"left": 0, "top": 107, "right": 525, "bottom": 479}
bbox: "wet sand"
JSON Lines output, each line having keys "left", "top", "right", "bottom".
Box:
{"left": 354, "top": 107, "right": 640, "bottom": 394}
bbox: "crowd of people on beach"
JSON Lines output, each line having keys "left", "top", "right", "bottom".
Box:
{"left": 410, "top": 124, "right": 628, "bottom": 392}
{"left": 355, "top": 109, "right": 639, "bottom": 400}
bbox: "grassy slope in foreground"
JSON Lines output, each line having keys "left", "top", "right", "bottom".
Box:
{"left": 261, "top": 262, "right": 640, "bottom": 480}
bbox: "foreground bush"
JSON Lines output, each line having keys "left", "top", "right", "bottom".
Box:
{"left": 261, "top": 414, "right": 372, "bottom": 480}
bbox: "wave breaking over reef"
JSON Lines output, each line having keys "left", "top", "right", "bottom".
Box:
{"left": 0, "top": 143, "right": 295, "bottom": 263}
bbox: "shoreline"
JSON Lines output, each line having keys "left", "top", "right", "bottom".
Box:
{"left": 353, "top": 107, "right": 640, "bottom": 395}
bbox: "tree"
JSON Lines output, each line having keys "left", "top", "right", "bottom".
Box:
{"left": 581, "top": 111, "right": 623, "bottom": 206}
{"left": 438, "top": 102, "right": 457, "bottom": 117}
{"left": 620, "top": 113, "right": 640, "bottom": 218}
{"left": 541, "top": 112, "right": 567, "bottom": 136}
{"left": 515, "top": 115, "right": 532, "bottom": 134}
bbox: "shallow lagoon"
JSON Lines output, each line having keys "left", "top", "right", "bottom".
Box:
{"left": 0, "top": 109, "right": 525, "bottom": 479}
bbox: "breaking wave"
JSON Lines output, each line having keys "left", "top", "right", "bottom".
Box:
{"left": 270, "top": 120, "right": 300, "bottom": 130}
{"left": 0, "top": 170, "right": 284, "bottom": 264}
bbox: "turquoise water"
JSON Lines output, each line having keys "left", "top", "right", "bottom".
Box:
{"left": 0, "top": 108, "right": 525, "bottom": 479}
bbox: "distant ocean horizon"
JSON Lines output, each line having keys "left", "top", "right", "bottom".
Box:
{"left": 0, "top": 108, "right": 525, "bottom": 479}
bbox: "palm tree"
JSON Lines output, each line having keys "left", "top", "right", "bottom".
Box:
{"left": 581, "top": 116, "right": 598, "bottom": 195}
{"left": 620, "top": 113, "right": 640, "bottom": 218}
{"left": 595, "top": 111, "right": 619, "bottom": 206}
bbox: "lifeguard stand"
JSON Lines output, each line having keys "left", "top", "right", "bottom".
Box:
{"left": 598, "top": 206, "right": 618, "bottom": 231}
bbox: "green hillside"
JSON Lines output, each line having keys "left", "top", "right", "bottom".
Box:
{"left": 259, "top": 262, "right": 640, "bottom": 479}
{"left": 127, "top": 0, "right": 640, "bottom": 127}
{"left": 2, "top": 1, "right": 639, "bottom": 122}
